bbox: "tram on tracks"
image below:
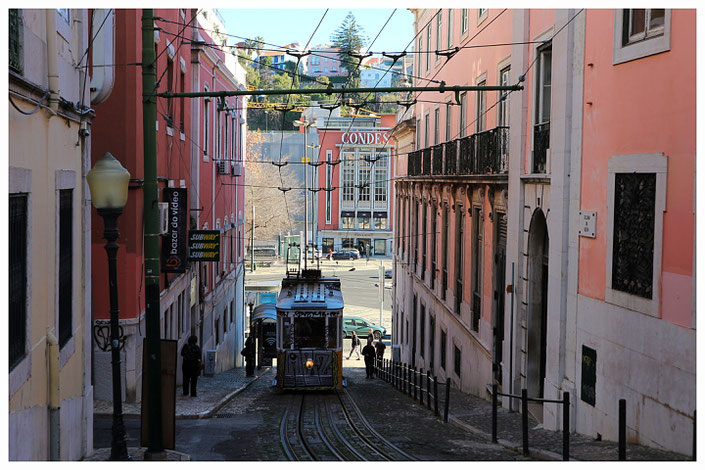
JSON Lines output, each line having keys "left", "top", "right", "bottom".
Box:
{"left": 274, "top": 268, "right": 344, "bottom": 390}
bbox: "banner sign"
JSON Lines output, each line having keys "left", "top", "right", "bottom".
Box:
{"left": 188, "top": 230, "right": 221, "bottom": 261}
{"left": 161, "top": 188, "right": 188, "bottom": 273}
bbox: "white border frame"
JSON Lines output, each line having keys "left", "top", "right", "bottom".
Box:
{"left": 56, "top": 170, "right": 77, "bottom": 367}
{"left": 605, "top": 153, "right": 667, "bottom": 317}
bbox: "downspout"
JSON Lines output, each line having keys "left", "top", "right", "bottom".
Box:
{"left": 45, "top": 10, "right": 60, "bottom": 113}
{"left": 47, "top": 333, "right": 60, "bottom": 460}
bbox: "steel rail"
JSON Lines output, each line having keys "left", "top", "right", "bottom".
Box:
{"left": 323, "top": 397, "right": 368, "bottom": 461}
{"left": 312, "top": 395, "right": 346, "bottom": 461}
{"left": 296, "top": 393, "right": 317, "bottom": 460}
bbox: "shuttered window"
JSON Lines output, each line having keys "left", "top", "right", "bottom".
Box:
{"left": 10, "top": 194, "right": 28, "bottom": 369}
{"left": 58, "top": 189, "right": 73, "bottom": 347}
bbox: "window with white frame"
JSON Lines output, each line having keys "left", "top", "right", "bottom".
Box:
{"left": 417, "top": 37, "right": 423, "bottom": 80}
{"left": 498, "top": 65, "right": 511, "bottom": 127}
{"left": 445, "top": 101, "right": 452, "bottom": 141}
{"left": 342, "top": 152, "right": 355, "bottom": 202}
{"left": 605, "top": 153, "right": 667, "bottom": 317}
{"left": 478, "top": 8, "right": 488, "bottom": 24}
{"left": 358, "top": 155, "right": 371, "bottom": 202}
{"left": 476, "top": 78, "right": 486, "bottom": 133}
{"left": 613, "top": 9, "right": 671, "bottom": 65}
{"left": 461, "top": 9, "right": 469, "bottom": 34}
{"left": 203, "top": 93, "right": 209, "bottom": 156}
{"left": 459, "top": 92, "right": 467, "bottom": 137}
{"left": 447, "top": 9, "right": 454, "bottom": 48}
{"left": 374, "top": 155, "right": 388, "bottom": 203}
{"left": 434, "top": 108, "right": 440, "bottom": 145}
{"left": 426, "top": 24, "right": 432, "bottom": 71}
{"left": 436, "top": 12, "right": 442, "bottom": 61}
{"left": 326, "top": 150, "right": 333, "bottom": 223}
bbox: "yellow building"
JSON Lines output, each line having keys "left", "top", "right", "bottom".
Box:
{"left": 8, "top": 9, "right": 99, "bottom": 460}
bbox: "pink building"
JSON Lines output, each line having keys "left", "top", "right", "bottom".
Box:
{"left": 395, "top": 8, "right": 695, "bottom": 454}
{"left": 307, "top": 45, "right": 347, "bottom": 78}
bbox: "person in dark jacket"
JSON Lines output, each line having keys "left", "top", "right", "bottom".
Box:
{"left": 181, "top": 336, "right": 201, "bottom": 397}
{"left": 243, "top": 335, "right": 256, "bottom": 377}
{"left": 375, "top": 340, "right": 386, "bottom": 364}
{"left": 362, "top": 335, "right": 377, "bottom": 379}
{"left": 346, "top": 331, "right": 361, "bottom": 360}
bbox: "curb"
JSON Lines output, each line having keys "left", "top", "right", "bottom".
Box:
{"left": 448, "top": 415, "right": 567, "bottom": 461}
{"left": 94, "top": 368, "right": 271, "bottom": 420}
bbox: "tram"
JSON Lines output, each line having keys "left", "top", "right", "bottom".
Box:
{"left": 274, "top": 268, "right": 344, "bottom": 390}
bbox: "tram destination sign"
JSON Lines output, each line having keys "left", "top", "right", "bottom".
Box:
{"left": 289, "top": 310, "right": 341, "bottom": 317}
{"left": 188, "top": 230, "right": 221, "bottom": 261}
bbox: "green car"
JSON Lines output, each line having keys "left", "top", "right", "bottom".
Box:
{"left": 343, "top": 316, "right": 387, "bottom": 341}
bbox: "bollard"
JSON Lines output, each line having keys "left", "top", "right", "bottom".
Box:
{"left": 413, "top": 368, "right": 418, "bottom": 401}
{"left": 406, "top": 364, "right": 411, "bottom": 395}
{"left": 434, "top": 376, "right": 439, "bottom": 416}
{"left": 521, "top": 388, "right": 529, "bottom": 456}
{"left": 492, "top": 384, "right": 498, "bottom": 443}
{"left": 427, "top": 371, "right": 432, "bottom": 410}
{"left": 618, "top": 399, "right": 626, "bottom": 460}
{"left": 444, "top": 377, "right": 451, "bottom": 423}
{"left": 562, "top": 391, "right": 570, "bottom": 461}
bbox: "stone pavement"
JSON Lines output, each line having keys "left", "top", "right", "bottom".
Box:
{"left": 93, "top": 366, "right": 269, "bottom": 420}
{"left": 372, "top": 363, "right": 691, "bottom": 461}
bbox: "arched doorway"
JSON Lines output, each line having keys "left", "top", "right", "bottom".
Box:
{"left": 526, "top": 209, "right": 549, "bottom": 421}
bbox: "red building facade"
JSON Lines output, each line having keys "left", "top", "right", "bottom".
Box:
{"left": 90, "top": 9, "right": 247, "bottom": 403}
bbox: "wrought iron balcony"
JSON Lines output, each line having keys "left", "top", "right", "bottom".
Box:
{"left": 406, "top": 126, "right": 508, "bottom": 179}
{"left": 533, "top": 122, "right": 550, "bottom": 173}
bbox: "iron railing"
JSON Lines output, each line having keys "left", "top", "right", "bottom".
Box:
{"left": 533, "top": 122, "right": 550, "bottom": 173}
{"left": 422, "top": 148, "right": 432, "bottom": 175}
{"left": 432, "top": 145, "right": 443, "bottom": 175}
{"left": 444, "top": 140, "right": 457, "bottom": 175}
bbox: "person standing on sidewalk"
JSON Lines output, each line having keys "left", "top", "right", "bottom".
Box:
{"left": 346, "top": 331, "right": 361, "bottom": 360}
{"left": 181, "top": 336, "right": 202, "bottom": 397}
{"left": 375, "top": 339, "right": 386, "bottom": 368}
{"left": 362, "top": 336, "right": 377, "bottom": 378}
{"left": 242, "top": 335, "right": 256, "bottom": 377}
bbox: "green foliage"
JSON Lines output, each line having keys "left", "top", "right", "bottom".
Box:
{"left": 330, "top": 12, "right": 367, "bottom": 82}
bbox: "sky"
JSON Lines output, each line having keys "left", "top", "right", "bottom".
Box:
{"left": 218, "top": 8, "right": 416, "bottom": 55}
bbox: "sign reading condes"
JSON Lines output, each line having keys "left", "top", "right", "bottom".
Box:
{"left": 341, "top": 131, "right": 390, "bottom": 146}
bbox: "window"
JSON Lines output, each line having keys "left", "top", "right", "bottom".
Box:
{"left": 454, "top": 204, "right": 464, "bottom": 314}
{"left": 358, "top": 156, "right": 371, "bottom": 202}
{"left": 436, "top": 12, "right": 442, "bottom": 62}
{"left": 426, "top": 24, "right": 431, "bottom": 71}
{"left": 454, "top": 344, "right": 461, "bottom": 377}
{"left": 471, "top": 207, "right": 483, "bottom": 331}
{"left": 424, "top": 114, "right": 430, "bottom": 148}
{"left": 374, "top": 239, "right": 386, "bottom": 255}
{"left": 447, "top": 9, "right": 454, "bottom": 48}
{"left": 341, "top": 216, "right": 355, "bottom": 229}
{"left": 9, "top": 9, "right": 22, "bottom": 74}
{"left": 478, "top": 8, "right": 488, "bottom": 24}
{"left": 10, "top": 194, "right": 28, "bottom": 369}
{"left": 498, "top": 66, "right": 511, "bottom": 127}
{"left": 420, "top": 303, "right": 425, "bottom": 359}
{"left": 374, "top": 156, "right": 388, "bottom": 203}
{"left": 533, "top": 43, "right": 552, "bottom": 173}
{"left": 459, "top": 92, "right": 467, "bottom": 137}
{"left": 613, "top": 9, "right": 671, "bottom": 65}
{"left": 417, "top": 37, "right": 423, "bottom": 80}
{"left": 326, "top": 150, "right": 333, "bottom": 223}
{"left": 342, "top": 238, "right": 355, "bottom": 249}
{"left": 430, "top": 201, "right": 437, "bottom": 290}
{"left": 58, "top": 189, "right": 73, "bottom": 347}
{"left": 216, "top": 109, "right": 221, "bottom": 159}
{"left": 342, "top": 152, "right": 355, "bottom": 202}
{"left": 374, "top": 216, "right": 387, "bottom": 230}
{"left": 445, "top": 102, "right": 452, "bottom": 141}
{"left": 422, "top": 203, "right": 428, "bottom": 278}
{"left": 179, "top": 70, "right": 185, "bottom": 133}
{"left": 358, "top": 215, "right": 371, "bottom": 230}
{"left": 476, "top": 79, "right": 486, "bottom": 133}
{"left": 461, "top": 9, "right": 469, "bottom": 34}
{"left": 203, "top": 94, "right": 209, "bottom": 155}
{"left": 440, "top": 329, "right": 447, "bottom": 371}
{"left": 215, "top": 317, "right": 220, "bottom": 345}
{"left": 442, "top": 204, "right": 449, "bottom": 300}
{"left": 434, "top": 108, "right": 440, "bottom": 145}
{"left": 606, "top": 153, "right": 667, "bottom": 316}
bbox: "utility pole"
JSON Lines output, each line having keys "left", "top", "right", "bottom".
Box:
{"left": 141, "top": 9, "right": 164, "bottom": 459}
{"left": 251, "top": 203, "right": 255, "bottom": 272}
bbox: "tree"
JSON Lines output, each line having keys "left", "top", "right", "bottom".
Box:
{"left": 330, "top": 12, "right": 368, "bottom": 84}
{"left": 244, "top": 130, "right": 303, "bottom": 245}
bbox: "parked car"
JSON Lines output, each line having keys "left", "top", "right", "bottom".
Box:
{"left": 384, "top": 268, "right": 392, "bottom": 279}
{"left": 332, "top": 248, "right": 361, "bottom": 260}
{"left": 343, "top": 317, "right": 386, "bottom": 341}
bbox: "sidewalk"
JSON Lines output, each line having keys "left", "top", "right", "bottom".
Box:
{"left": 93, "top": 366, "right": 269, "bottom": 420}
{"left": 435, "top": 381, "right": 690, "bottom": 460}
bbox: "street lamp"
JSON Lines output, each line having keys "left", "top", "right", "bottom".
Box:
{"left": 293, "top": 117, "right": 317, "bottom": 269}
{"left": 86, "top": 152, "right": 131, "bottom": 461}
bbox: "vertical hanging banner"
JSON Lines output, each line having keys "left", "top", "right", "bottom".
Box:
{"left": 161, "top": 187, "right": 189, "bottom": 272}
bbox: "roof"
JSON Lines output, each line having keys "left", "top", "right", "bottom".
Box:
{"left": 252, "top": 303, "right": 277, "bottom": 323}
{"left": 276, "top": 275, "right": 344, "bottom": 311}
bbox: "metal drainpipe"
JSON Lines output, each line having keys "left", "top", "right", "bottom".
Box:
{"left": 47, "top": 333, "right": 60, "bottom": 460}
{"left": 45, "top": 10, "right": 60, "bottom": 112}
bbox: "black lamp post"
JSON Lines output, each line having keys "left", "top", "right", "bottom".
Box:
{"left": 87, "top": 152, "right": 131, "bottom": 461}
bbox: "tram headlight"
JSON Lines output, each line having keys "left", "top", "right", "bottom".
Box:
{"left": 305, "top": 359, "right": 314, "bottom": 369}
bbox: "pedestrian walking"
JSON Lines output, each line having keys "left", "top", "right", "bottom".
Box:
{"left": 242, "top": 335, "right": 256, "bottom": 377}
{"left": 346, "top": 331, "right": 361, "bottom": 360}
{"left": 375, "top": 339, "right": 386, "bottom": 364}
{"left": 362, "top": 336, "right": 376, "bottom": 378}
{"left": 181, "top": 335, "right": 202, "bottom": 397}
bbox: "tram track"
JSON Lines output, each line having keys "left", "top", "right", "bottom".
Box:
{"left": 280, "top": 389, "right": 418, "bottom": 461}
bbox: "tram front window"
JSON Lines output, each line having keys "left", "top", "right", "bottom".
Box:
{"left": 294, "top": 317, "right": 326, "bottom": 348}
{"left": 328, "top": 317, "right": 339, "bottom": 348}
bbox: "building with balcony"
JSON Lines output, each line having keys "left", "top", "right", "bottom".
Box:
{"left": 395, "top": 8, "right": 695, "bottom": 455}
{"left": 306, "top": 45, "right": 346, "bottom": 78}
